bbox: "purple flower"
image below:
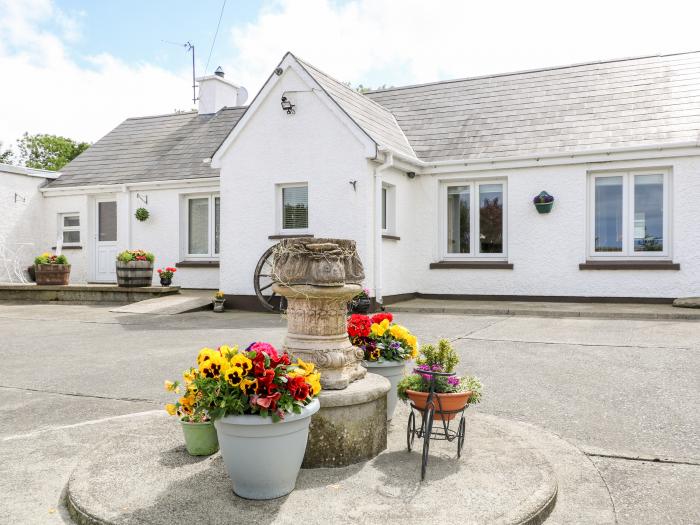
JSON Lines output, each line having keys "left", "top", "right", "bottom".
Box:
{"left": 431, "top": 364, "right": 443, "bottom": 372}
{"left": 447, "top": 376, "right": 460, "bottom": 387}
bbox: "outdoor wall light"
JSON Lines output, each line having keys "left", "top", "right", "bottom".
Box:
{"left": 281, "top": 96, "right": 295, "bottom": 114}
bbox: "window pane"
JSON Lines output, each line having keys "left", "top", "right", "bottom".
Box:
{"left": 63, "top": 230, "right": 80, "bottom": 244}
{"left": 381, "top": 187, "right": 387, "bottom": 230}
{"left": 479, "top": 184, "right": 503, "bottom": 253}
{"left": 447, "top": 186, "right": 470, "bottom": 253}
{"left": 283, "top": 186, "right": 308, "bottom": 229}
{"left": 63, "top": 215, "right": 79, "bottom": 227}
{"left": 634, "top": 175, "right": 663, "bottom": 252}
{"left": 98, "top": 201, "right": 117, "bottom": 242}
{"left": 594, "top": 177, "right": 623, "bottom": 252}
{"left": 188, "top": 198, "right": 209, "bottom": 254}
{"left": 214, "top": 197, "right": 220, "bottom": 254}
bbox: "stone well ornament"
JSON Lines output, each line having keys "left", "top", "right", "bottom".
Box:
{"left": 272, "top": 238, "right": 366, "bottom": 390}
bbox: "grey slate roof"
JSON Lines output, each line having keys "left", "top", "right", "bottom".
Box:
{"left": 295, "top": 55, "right": 416, "bottom": 158}
{"left": 49, "top": 107, "right": 245, "bottom": 187}
{"left": 365, "top": 51, "right": 700, "bottom": 161}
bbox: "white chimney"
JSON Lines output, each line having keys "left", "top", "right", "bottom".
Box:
{"left": 196, "top": 67, "right": 248, "bottom": 114}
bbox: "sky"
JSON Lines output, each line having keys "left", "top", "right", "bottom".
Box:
{"left": 1, "top": 0, "right": 700, "bottom": 151}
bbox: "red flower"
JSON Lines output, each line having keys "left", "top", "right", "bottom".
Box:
{"left": 250, "top": 392, "right": 281, "bottom": 411}
{"left": 286, "top": 375, "right": 310, "bottom": 401}
{"left": 255, "top": 368, "right": 277, "bottom": 395}
{"left": 157, "top": 269, "right": 162, "bottom": 274}
{"left": 370, "top": 312, "right": 393, "bottom": 325}
{"left": 347, "top": 314, "right": 371, "bottom": 338}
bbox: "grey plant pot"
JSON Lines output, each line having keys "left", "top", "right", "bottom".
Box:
{"left": 362, "top": 360, "right": 406, "bottom": 421}
{"left": 213, "top": 299, "right": 225, "bottom": 312}
{"left": 214, "top": 398, "right": 320, "bottom": 500}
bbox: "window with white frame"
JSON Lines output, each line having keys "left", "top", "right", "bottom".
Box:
{"left": 279, "top": 183, "right": 308, "bottom": 231}
{"left": 381, "top": 183, "right": 396, "bottom": 234}
{"left": 441, "top": 179, "right": 506, "bottom": 258}
{"left": 185, "top": 194, "right": 220, "bottom": 258}
{"left": 589, "top": 170, "right": 669, "bottom": 258}
{"left": 58, "top": 213, "right": 80, "bottom": 246}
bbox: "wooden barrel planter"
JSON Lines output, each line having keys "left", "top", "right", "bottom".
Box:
{"left": 34, "top": 264, "right": 71, "bottom": 285}
{"left": 116, "top": 261, "right": 154, "bottom": 287}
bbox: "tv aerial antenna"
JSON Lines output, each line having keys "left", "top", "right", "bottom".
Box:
{"left": 162, "top": 39, "right": 197, "bottom": 105}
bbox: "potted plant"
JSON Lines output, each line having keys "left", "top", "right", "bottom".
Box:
{"left": 192, "top": 343, "right": 321, "bottom": 499}
{"left": 156, "top": 266, "right": 177, "bottom": 287}
{"left": 163, "top": 376, "right": 219, "bottom": 456}
{"left": 34, "top": 253, "right": 70, "bottom": 285}
{"left": 397, "top": 339, "right": 482, "bottom": 421}
{"left": 348, "top": 312, "right": 418, "bottom": 421}
{"left": 135, "top": 207, "right": 150, "bottom": 222}
{"left": 213, "top": 291, "right": 226, "bottom": 312}
{"left": 348, "top": 288, "right": 371, "bottom": 313}
{"left": 116, "top": 249, "right": 155, "bottom": 287}
{"left": 533, "top": 191, "right": 555, "bottom": 214}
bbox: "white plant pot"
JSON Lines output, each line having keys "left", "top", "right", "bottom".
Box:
{"left": 362, "top": 360, "right": 406, "bottom": 421}
{"left": 214, "top": 398, "right": 320, "bottom": 500}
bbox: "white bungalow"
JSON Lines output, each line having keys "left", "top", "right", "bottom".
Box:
{"left": 4, "top": 51, "right": 700, "bottom": 306}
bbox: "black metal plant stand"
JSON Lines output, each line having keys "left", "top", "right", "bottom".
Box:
{"left": 406, "top": 369, "right": 469, "bottom": 481}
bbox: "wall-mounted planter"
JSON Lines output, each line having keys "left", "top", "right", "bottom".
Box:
{"left": 135, "top": 207, "right": 150, "bottom": 222}
{"left": 533, "top": 191, "right": 554, "bottom": 214}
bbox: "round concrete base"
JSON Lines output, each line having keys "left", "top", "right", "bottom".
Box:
{"left": 65, "top": 407, "right": 571, "bottom": 525}
{"left": 303, "top": 373, "right": 390, "bottom": 468}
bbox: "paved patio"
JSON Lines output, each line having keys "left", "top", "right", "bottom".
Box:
{"left": 0, "top": 302, "right": 698, "bottom": 524}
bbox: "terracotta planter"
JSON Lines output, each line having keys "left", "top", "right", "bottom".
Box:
{"left": 34, "top": 264, "right": 70, "bottom": 285}
{"left": 116, "top": 260, "right": 153, "bottom": 287}
{"left": 406, "top": 390, "right": 471, "bottom": 421}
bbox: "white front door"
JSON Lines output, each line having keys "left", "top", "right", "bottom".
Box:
{"left": 95, "top": 199, "right": 118, "bottom": 282}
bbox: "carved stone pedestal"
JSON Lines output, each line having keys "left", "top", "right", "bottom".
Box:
{"left": 272, "top": 238, "right": 389, "bottom": 467}
{"left": 273, "top": 283, "right": 366, "bottom": 390}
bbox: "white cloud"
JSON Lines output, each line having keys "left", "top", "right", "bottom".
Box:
{"left": 225, "top": 0, "right": 700, "bottom": 94}
{"left": 2, "top": 0, "right": 700, "bottom": 151}
{"left": 0, "top": 0, "right": 191, "bottom": 149}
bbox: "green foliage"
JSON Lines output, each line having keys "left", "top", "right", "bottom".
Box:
{"left": 34, "top": 253, "right": 69, "bottom": 265}
{"left": 135, "top": 208, "right": 150, "bottom": 222}
{"left": 116, "top": 249, "right": 155, "bottom": 263}
{"left": 0, "top": 142, "right": 13, "bottom": 164}
{"left": 397, "top": 374, "right": 424, "bottom": 400}
{"left": 15, "top": 132, "right": 89, "bottom": 171}
{"left": 416, "top": 338, "right": 459, "bottom": 373}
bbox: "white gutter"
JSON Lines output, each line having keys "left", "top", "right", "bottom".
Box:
{"left": 373, "top": 149, "right": 394, "bottom": 306}
{"left": 40, "top": 176, "right": 221, "bottom": 196}
{"left": 379, "top": 140, "right": 700, "bottom": 172}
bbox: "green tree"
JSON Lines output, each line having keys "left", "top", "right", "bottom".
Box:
{"left": 16, "top": 133, "right": 90, "bottom": 171}
{"left": 0, "top": 142, "right": 13, "bottom": 164}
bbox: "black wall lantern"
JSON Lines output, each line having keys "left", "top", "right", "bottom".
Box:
{"left": 281, "top": 96, "right": 295, "bottom": 114}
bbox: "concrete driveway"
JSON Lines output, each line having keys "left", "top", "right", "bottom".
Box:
{"left": 0, "top": 302, "right": 698, "bottom": 524}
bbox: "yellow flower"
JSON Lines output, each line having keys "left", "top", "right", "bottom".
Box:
{"left": 165, "top": 404, "right": 177, "bottom": 416}
{"left": 198, "top": 354, "right": 226, "bottom": 378}
{"left": 164, "top": 380, "right": 177, "bottom": 392}
{"left": 41, "top": 252, "right": 50, "bottom": 257}
{"left": 293, "top": 358, "right": 315, "bottom": 377}
{"left": 405, "top": 334, "right": 418, "bottom": 354}
{"left": 197, "top": 347, "right": 218, "bottom": 365}
{"left": 239, "top": 378, "right": 258, "bottom": 396}
{"left": 389, "top": 324, "right": 408, "bottom": 340}
{"left": 371, "top": 319, "right": 390, "bottom": 337}
{"left": 223, "top": 365, "right": 244, "bottom": 386}
{"left": 230, "top": 353, "right": 253, "bottom": 374}
{"left": 183, "top": 368, "right": 197, "bottom": 384}
{"left": 306, "top": 372, "right": 322, "bottom": 396}
{"left": 219, "top": 345, "right": 238, "bottom": 359}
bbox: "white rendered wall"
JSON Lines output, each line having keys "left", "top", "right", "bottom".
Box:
{"left": 42, "top": 184, "right": 221, "bottom": 288}
{"left": 218, "top": 67, "right": 375, "bottom": 295}
{"left": 0, "top": 172, "right": 50, "bottom": 281}
{"left": 403, "top": 155, "right": 700, "bottom": 299}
